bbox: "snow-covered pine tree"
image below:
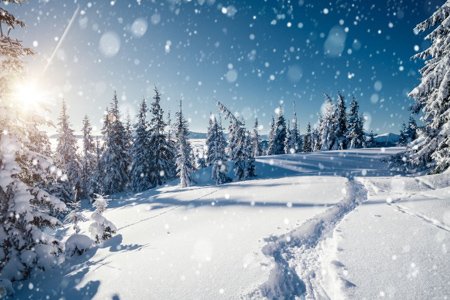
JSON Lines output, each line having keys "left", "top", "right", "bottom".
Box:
{"left": 252, "top": 117, "right": 264, "bottom": 157}
{"left": 284, "top": 121, "right": 291, "bottom": 154}
{"left": 80, "top": 115, "right": 96, "bottom": 200}
{"left": 346, "top": 97, "right": 365, "bottom": 149}
{"left": 130, "top": 99, "right": 153, "bottom": 192}
{"left": 408, "top": 2, "right": 450, "bottom": 173}
{"left": 64, "top": 191, "right": 88, "bottom": 234}
{"left": 55, "top": 100, "right": 80, "bottom": 200}
{"left": 124, "top": 108, "right": 133, "bottom": 169}
{"left": 366, "top": 130, "right": 379, "bottom": 148}
{"left": 209, "top": 115, "right": 230, "bottom": 184}
{"left": 89, "top": 194, "right": 116, "bottom": 244}
{"left": 217, "top": 101, "right": 255, "bottom": 180}
{"left": 0, "top": 2, "right": 67, "bottom": 281}
{"left": 148, "top": 87, "right": 176, "bottom": 186}
{"left": 99, "top": 93, "right": 130, "bottom": 194}
{"left": 407, "top": 116, "right": 418, "bottom": 143}
{"left": 319, "top": 94, "right": 337, "bottom": 151}
{"left": 398, "top": 122, "right": 409, "bottom": 146}
{"left": 312, "top": 126, "right": 321, "bottom": 152}
{"left": 267, "top": 116, "right": 275, "bottom": 155}
{"left": 205, "top": 113, "right": 215, "bottom": 167}
{"left": 302, "top": 122, "right": 313, "bottom": 152}
{"left": 333, "top": 92, "right": 348, "bottom": 150}
{"left": 175, "top": 100, "right": 195, "bottom": 187}
{"left": 286, "top": 101, "right": 301, "bottom": 154}
{"left": 268, "top": 106, "right": 287, "bottom": 155}
{"left": 195, "top": 149, "right": 207, "bottom": 170}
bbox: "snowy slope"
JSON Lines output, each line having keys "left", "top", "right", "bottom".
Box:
{"left": 12, "top": 147, "right": 450, "bottom": 299}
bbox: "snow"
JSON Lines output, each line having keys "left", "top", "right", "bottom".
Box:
{"left": 13, "top": 147, "right": 450, "bottom": 299}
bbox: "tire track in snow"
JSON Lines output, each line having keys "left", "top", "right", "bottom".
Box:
{"left": 118, "top": 187, "right": 224, "bottom": 231}
{"left": 244, "top": 177, "right": 368, "bottom": 300}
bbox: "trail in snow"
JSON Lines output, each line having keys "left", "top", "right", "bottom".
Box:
{"left": 244, "top": 177, "right": 368, "bottom": 300}
{"left": 390, "top": 203, "right": 450, "bottom": 233}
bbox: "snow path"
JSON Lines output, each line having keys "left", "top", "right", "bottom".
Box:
{"left": 390, "top": 203, "right": 450, "bottom": 233}
{"left": 245, "top": 177, "right": 369, "bottom": 299}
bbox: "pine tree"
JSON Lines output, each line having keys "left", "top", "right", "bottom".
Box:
{"left": 302, "top": 122, "right": 313, "bottom": 152}
{"left": 267, "top": 115, "right": 275, "bottom": 155}
{"left": 217, "top": 101, "right": 255, "bottom": 180}
{"left": 286, "top": 101, "right": 301, "bottom": 154}
{"left": 130, "top": 99, "right": 153, "bottom": 192}
{"left": 252, "top": 117, "right": 264, "bottom": 157}
{"left": 55, "top": 100, "right": 80, "bottom": 200}
{"left": 407, "top": 116, "right": 418, "bottom": 142}
{"left": 406, "top": 1, "right": 450, "bottom": 172}
{"left": 89, "top": 194, "right": 116, "bottom": 243}
{"left": 319, "top": 94, "right": 337, "bottom": 150}
{"left": 398, "top": 122, "right": 409, "bottom": 146}
{"left": 346, "top": 97, "right": 365, "bottom": 149}
{"left": 0, "top": 2, "right": 66, "bottom": 281}
{"left": 64, "top": 191, "right": 88, "bottom": 234}
{"left": 334, "top": 92, "right": 348, "bottom": 150}
{"left": 80, "top": 115, "right": 96, "bottom": 200}
{"left": 366, "top": 130, "right": 379, "bottom": 148}
{"left": 268, "top": 106, "right": 287, "bottom": 155}
{"left": 312, "top": 126, "right": 322, "bottom": 152}
{"left": 148, "top": 87, "right": 176, "bottom": 186}
{"left": 205, "top": 114, "right": 215, "bottom": 167}
{"left": 99, "top": 92, "right": 130, "bottom": 194}
{"left": 175, "top": 100, "right": 195, "bottom": 187}
{"left": 209, "top": 116, "right": 231, "bottom": 184}
{"left": 284, "top": 121, "right": 291, "bottom": 154}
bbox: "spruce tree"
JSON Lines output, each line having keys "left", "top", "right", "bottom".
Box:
{"left": 407, "top": 116, "right": 418, "bottom": 142}
{"left": 398, "top": 122, "right": 409, "bottom": 146}
{"left": 302, "top": 122, "right": 313, "bottom": 152}
{"left": 217, "top": 101, "right": 255, "bottom": 180}
{"left": 205, "top": 114, "right": 215, "bottom": 167}
{"left": 366, "top": 130, "right": 379, "bottom": 148}
{"left": 130, "top": 99, "right": 153, "bottom": 192}
{"left": 209, "top": 116, "right": 230, "bottom": 184}
{"left": 319, "top": 94, "right": 337, "bottom": 150}
{"left": 408, "top": 1, "right": 450, "bottom": 172}
{"left": 80, "top": 115, "right": 96, "bottom": 200}
{"left": 99, "top": 93, "right": 130, "bottom": 194}
{"left": 267, "top": 115, "right": 276, "bottom": 155}
{"left": 286, "top": 101, "right": 301, "bottom": 154}
{"left": 55, "top": 100, "right": 80, "bottom": 199}
{"left": 312, "top": 126, "right": 321, "bottom": 152}
{"left": 346, "top": 97, "right": 365, "bottom": 149}
{"left": 284, "top": 121, "right": 291, "bottom": 154}
{"left": 0, "top": 2, "right": 66, "bottom": 281}
{"left": 334, "top": 92, "right": 348, "bottom": 150}
{"left": 175, "top": 100, "right": 195, "bottom": 187}
{"left": 148, "top": 87, "right": 176, "bottom": 186}
{"left": 268, "top": 106, "right": 287, "bottom": 155}
{"left": 252, "top": 117, "right": 264, "bottom": 157}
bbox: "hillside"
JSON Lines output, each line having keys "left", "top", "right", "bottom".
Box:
{"left": 11, "top": 147, "right": 450, "bottom": 299}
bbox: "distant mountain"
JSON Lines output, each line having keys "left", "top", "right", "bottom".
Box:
{"left": 373, "top": 132, "right": 400, "bottom": 147}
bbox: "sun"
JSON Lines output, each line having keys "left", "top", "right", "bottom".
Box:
{"left": 10, "top": 80, "right": 47, "bottom": 109}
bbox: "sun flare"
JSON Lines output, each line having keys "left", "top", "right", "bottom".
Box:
{"left": 10, "top": 81, "right": 47, "bottom": 109}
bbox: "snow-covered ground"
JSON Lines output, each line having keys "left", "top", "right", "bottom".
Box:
{"left": 13, "top": 147, "right": 450, "bottom": 299}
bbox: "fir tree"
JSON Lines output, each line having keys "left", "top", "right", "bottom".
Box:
{"left": 346, "top": 97, "right": 365, "bottom": 149}
{"left": 99, "top": 92, "right": 130, "bottom": 194}
{"left": 209, "top": 115, "right": 230, "bottom": 184}
{"left": 55, "top": 100, "right": 80, "bottom": 200}
{"left": 284, "top": 121, "right": 291, "bottom": 154}
{"left": 0, "top": 2, "right": 66, "bottom": 281}
{"left": 319, "top": 94, "right": 337, "bottom": 151}
{"left": 89, "top": 194, "right": 116, "bottom": 243}
{"left": 252, "top": 117, "right": 264, "bottom": 157}
{"left": 205, "top": 114, "right": 215, "bottom": 167}
{"left": 148, "top": 87, "right": 176, "bottom": 186}
{"left": 398, "top": 122, "right": 409, "bottom": 146}
{"left": 366, "top": 130, "right": 379, "bottom": 148}
{"left": 334, "top": 92, "right": 348, "bottom": 150}
{"left": 312, "top": 126, "right": 322, "bottom": 152}
{"left": 130, "top": 99, "right": 153, "bottom": 192}
{"left": 217, "top": 101, "right": 255, "bottom": 180}
{"left": 267, "top": 115, "right": 275, "bottom": 155}
{"left": 302, "top": 122, "right": 313, "bottom": 152}
{"left": 80, "top": 115, "right": 96, "bottom": 200}
{"left": 175, "top": 100, "right": 195, "bottom": 188}
{"left": 286, "top": 101, "right": 301, "bottom": 154}
{"left": 268, "top": 106, "right": 287, "bottom": 155}
{"left": 407, "top": 116, "right": 418, "bottom": 142}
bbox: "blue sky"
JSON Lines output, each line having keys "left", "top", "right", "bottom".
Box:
{"left": 10, "top": 0, "right": 442, "bottom": 134}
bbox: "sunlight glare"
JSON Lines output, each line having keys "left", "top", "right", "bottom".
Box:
{"left": 11, "top": 81, "right": 47, "bottom": 110}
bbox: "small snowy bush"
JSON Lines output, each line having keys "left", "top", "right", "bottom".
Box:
{"left": 89, "top": 194, "right": 117, "bottom": 243}
{"left": 65, "top": 234, "right": 93, "bottom": 257}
